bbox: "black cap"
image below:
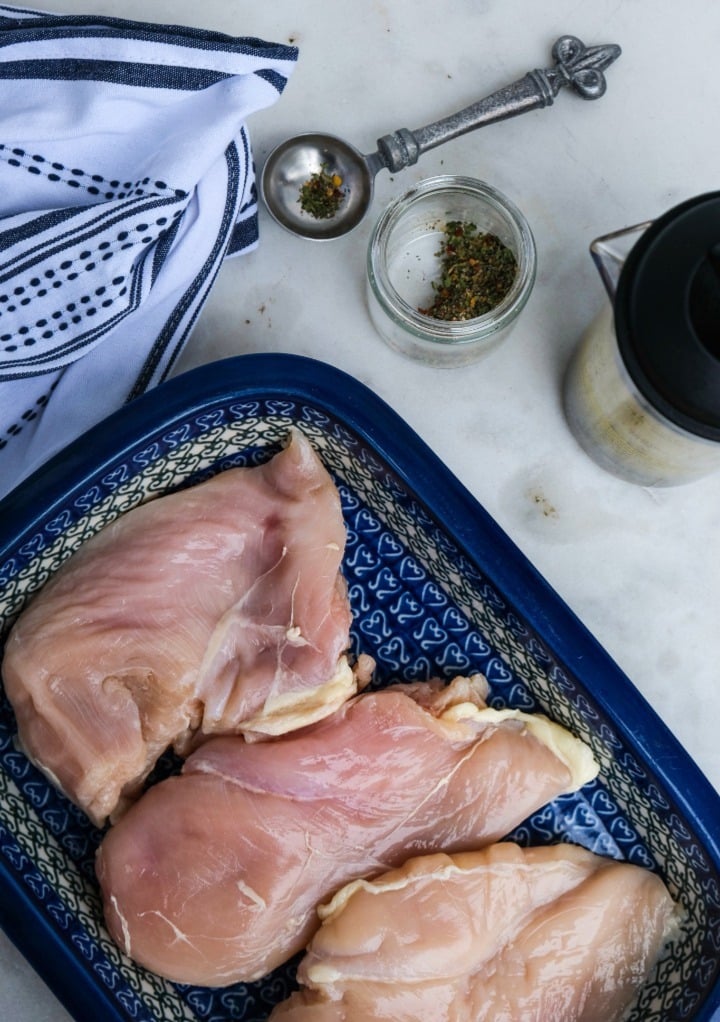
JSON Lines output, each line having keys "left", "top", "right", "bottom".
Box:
{"left": 615, "top": 191, "right": 720, "bottom": 441}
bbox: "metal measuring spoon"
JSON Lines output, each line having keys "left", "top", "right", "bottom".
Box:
{"left": 260, "top": 35, "right": 621, "bottom": 241}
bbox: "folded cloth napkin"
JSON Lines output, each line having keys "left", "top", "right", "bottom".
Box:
{"left": 0, "top": 4, "right": 298, "bottom": 499}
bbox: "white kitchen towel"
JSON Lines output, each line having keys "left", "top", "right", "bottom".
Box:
{"left": 0, "top": 4, "right": 298, "bottom": 498}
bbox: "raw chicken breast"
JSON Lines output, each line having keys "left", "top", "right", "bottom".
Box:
{"left": 2, "top": 429, "right": 363, "bottom": 826}
{"left": 270, "top": 842, "right": 678, "bottom": 1022}
{"left": 95, "top": 675, "right": 599, "bottom": 986}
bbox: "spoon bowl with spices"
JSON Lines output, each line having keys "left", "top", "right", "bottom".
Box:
{"left": 260, "top": 34, "right": 621, "bottom": 241}
{"left": 260, "top": 132, "right": 374, "bottom": 241}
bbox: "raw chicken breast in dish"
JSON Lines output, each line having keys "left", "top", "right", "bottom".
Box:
{"left": 2, "top": 429, "right": 364, "bottom": 827}
{"left": 95, "top": 674, "right": 599, "bottom": 986}
{"left": 269, "top": 842, "right": 678, "bottom": 1022}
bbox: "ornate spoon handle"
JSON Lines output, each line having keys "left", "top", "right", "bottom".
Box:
{"left": 374, "top": 35, "right": 621, "bottom": 173}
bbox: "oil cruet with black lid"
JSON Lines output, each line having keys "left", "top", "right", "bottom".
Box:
{"left": 563, "top": 192, "right": 720, "bottom": 485}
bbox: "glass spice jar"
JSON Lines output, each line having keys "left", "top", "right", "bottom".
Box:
{"left": 366, "top": 175, "right": 536, "bottom": 367}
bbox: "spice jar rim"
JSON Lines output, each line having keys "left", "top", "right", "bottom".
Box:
{"left": 367, "top": 175, "right": 537, "bottom": 346}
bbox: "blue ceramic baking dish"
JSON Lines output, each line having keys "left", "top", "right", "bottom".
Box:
{"left": 0, "top": 353, "right": 718, "bottom": 1022}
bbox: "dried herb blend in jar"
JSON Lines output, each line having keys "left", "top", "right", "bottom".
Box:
{"left": 298, "top": 164, "right": 346, "bottom": 219}
{"left": 420, "top": 220, "right": 517, "bottom": 321}
{"left": 366, "top": 176, "right": 536, "bottom": 366}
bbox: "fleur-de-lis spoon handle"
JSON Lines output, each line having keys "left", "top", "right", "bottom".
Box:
{"left": 539, "top": 35, "right": 622, "bottom": 100}
{"left": 262, "top": 34, "right": 622, "bottom": 239}
{"left": 375, "top": 35, "right": 622, "bottom": 173}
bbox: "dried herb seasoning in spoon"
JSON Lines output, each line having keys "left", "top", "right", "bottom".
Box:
{"left": 298, "top": 164, "right": 346, "bottom": 220}
{"left": 420, "top": 220, "right": 517, "bottom": 320}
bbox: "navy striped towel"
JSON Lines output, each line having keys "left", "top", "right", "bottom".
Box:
{"left": 0, "top": 4, "right": 298, "bottom": 498}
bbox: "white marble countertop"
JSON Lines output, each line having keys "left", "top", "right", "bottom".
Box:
{"left": 2, "top": 0, "right": 720, "bottom": 1018}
